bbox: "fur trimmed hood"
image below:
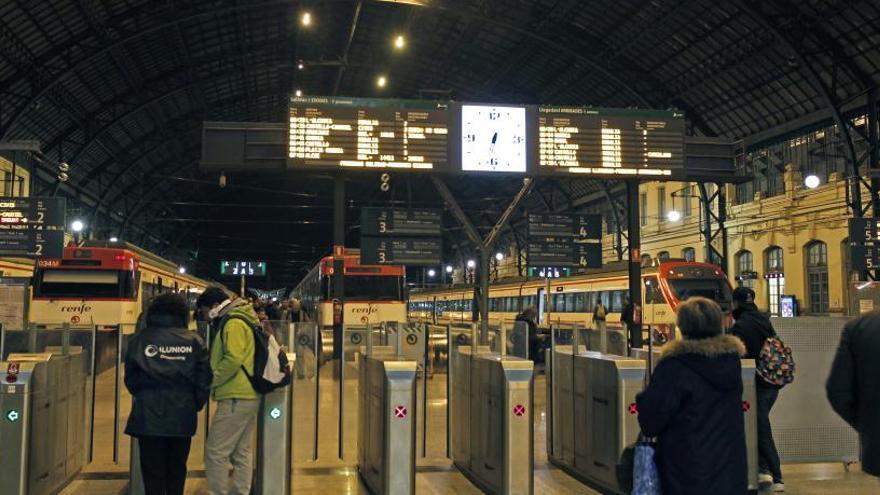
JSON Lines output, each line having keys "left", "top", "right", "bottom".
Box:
{"left": 659, "top": 334, "right": 746, "bottom": 361}
{"left": 657, "top": 334, "right": 746, "bottom": 392}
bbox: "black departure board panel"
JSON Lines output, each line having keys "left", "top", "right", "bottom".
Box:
{"left": 527, "top": 213, "right": 602, "bottom": 269}
{"left": 849, "top": 218, "right": 880, "bottom": 274}
{"left": 528, "top": 239, "right": 602, "bottom": 268}
{"left": 0, "top": 197, "right": 65, "bottom": 258}
{"left": 537, "top": 107, "right": 685, "bottom": 177}
{"left": 288, "top": 96, "right": 449, "bottom": 171}
{"left": 361, "top": 237, "right": 442, "bottom": 266}
{"left": 361, "top": 208, "right": 442, "bottom": 236}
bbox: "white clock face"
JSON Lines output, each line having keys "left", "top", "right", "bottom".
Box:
{"left": 461, "top": 105, "right": 527, "bottom": 172}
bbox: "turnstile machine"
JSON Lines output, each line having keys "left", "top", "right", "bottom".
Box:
{"left": 546, "top": 346, "right": 759, "bottom": 493}
{"left": 450, "top": 346, "right": 534, "bottom": 495}
{"left": 0, "top": 352, "right": 88, "bottom": 495}
{"left": 358, "top": 351, "right": 418, "bottom": 495}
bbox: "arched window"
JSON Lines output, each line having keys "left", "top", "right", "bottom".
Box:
{"left": 736, "top": 250, "right": 755, "bottom": 288}
{"left": 765, "top": 246, "right": 785, "bottom": 316}
{"left": 682, "top": 247, "right": 696, "bottom": 262}
{"left": 806, "top": 241, "right": 829, "bottom": 314}
{"left": 658, "top": 251, "right": 670, "bottom": 262}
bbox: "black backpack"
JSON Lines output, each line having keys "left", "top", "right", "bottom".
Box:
{"left": 219, "top": 314, "right": 291, "bottom": 394}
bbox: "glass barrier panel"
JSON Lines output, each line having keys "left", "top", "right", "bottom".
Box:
{"left": 292, "top": 322, "right": 319, "bottom": 462}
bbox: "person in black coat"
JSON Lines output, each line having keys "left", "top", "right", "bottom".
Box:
{"left": 636, "top": 296, "right": 747, "bottom": 495}
{"left": 515, "top": 306, "right": 541, "bottom": 362}
{"left": 827, "top": 310, "right": 880, "bottom": 477}
{"left": 125, "top": 293, "right": 212, "bottom": 495}
{"left": 728, "top": 286, "right": 784, "bottom": 491}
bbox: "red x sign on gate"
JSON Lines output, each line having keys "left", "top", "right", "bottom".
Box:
{"left": 742, "top": 401, "right": 751, "bottom": 412}
{"left": 513, "top": 404, "right": 526, "bottom": 417}
{"left": 394, "top": 405, "right": 407, "bottom": 418}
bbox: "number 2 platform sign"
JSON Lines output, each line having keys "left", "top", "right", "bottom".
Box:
{"left": 0, "top": 197, "right": 66, "bottom": 258}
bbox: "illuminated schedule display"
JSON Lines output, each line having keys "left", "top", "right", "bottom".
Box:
{"left": 288, "top": 96, "right": 449, "bottom": 171}
{"left": 0, "top": 197, "right": 65, "bottom": 258}
{"left": 537, "top": 107, "right": 685, "bottom": 177}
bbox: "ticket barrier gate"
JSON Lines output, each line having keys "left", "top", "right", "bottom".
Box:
{"left": 450, "top": 345, "right": 534, "bottom": 495}
{"left": 358, "top": 347, "right": 418, "bottom": 495}
{"left": 546, "top": 347, "right": 759, "bottom": 493}
{"left": 129, "top": 354, "right": 295, "bottom": 495}
{"left": 0, "top": 352, "right": 88, "bottom": 495}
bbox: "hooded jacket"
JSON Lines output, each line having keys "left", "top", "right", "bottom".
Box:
{"left": 826, "top": 311, "right": 880, "bottom": 476}
{"left": 210, "top": 299, "right": 259, "bottom": 401}
{"left": 728, "top": 302, "right": 777, "bottom": 389}
{"left": 124, "top": 317, "right": 212, "bottom": 438}
{"left": 636, "top": 335, "right": 748, "bottom": 495}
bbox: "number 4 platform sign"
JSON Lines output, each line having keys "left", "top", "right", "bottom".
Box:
{"left": 0, "top": 197, "right": 66, "bottom": 258}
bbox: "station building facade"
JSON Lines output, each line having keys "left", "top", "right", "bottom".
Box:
{"left": 601, "top": 117, "right": 868, "bottom": 317}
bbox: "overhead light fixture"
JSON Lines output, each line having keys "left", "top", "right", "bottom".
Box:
{"left": 804, "top": 174, "right": 821, "bottom": 189}
{"left": 445, "top": 265, "right": 453, "bottom": 274}
{"left": 297, "top": 62, "right": 304, "bottom": 70}
{"left": 495, "top": 252, "right": 504, "bottom": 261}
{"left": 109, "top": 236, "right": 119, "bottom": 243}
{"left": 178, "top": 266, "right": 187, "bottom": 274}
{"left": 301, "top": 12, "right": 312, "bottom": 27}
{"left": 666, "top": 210, "right": 682, "bottom": 222}
{"left": 466, "top": 259, "right": 476, "bottom": 269}
{"left": 71, "top": 220, "right": 84, "bottom": 233}
{"left": 376, "top": 75, "right": 387, "bottom": 88}
{"left": 295, "top": 89, "right": 303, "bottom": 97}
{"left": 394, "top": 35, "right": 406, "bottom": 50}
{"left": 427, "top": 269, "right": 436, "bottom": 277}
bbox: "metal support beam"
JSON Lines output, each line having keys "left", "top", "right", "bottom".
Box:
{"left": 626, "top": 181, "right": 643, "bottom": 350}
{"left": 868, "top": 89, "right": 880, "bottom": 218}
{"left": 333, "top": 1, "right": 363, "bottom": 96}
{"left": 697, "top": 183, "right": 728, "bottom": 269}
{"left": 432, "top": 177, "right": 534, "bottom": 337}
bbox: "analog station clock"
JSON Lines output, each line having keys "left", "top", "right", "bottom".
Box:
{"left": 460, "top": 105, "right": 527, "bottom": 172}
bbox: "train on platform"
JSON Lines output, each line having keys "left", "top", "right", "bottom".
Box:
{"left": 29, "top": 241, "right": 212, "bottom": 330}
{"left": 408, "top": 260, "right": 733, "bottom": 341}
{"left": 291, "top": 249, "right": 407, "bottom": 327}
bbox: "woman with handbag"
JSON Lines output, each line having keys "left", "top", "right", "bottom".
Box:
{"left": 636, "top": 297, "right": 748, "bottom": 494}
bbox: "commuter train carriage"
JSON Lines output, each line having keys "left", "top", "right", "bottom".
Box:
{"left": 30, "top": 241, "right": 211, "bottom": 330}
{"left": 292, "top": 249, "right": 407, "bottom": 327}
{"left": 409, "top": 260, "right": 733, "bottom": 341}
{"left": 0, "top": 256, "right": 38, "bottom": 278}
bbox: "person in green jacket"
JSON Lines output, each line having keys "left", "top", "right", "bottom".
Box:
{"left": 197, "top": 287, "right": 260, "bottom": 495}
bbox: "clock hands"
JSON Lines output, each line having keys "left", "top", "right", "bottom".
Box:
{"left": 490, "top": 131, "right": 498, "bottom": 154}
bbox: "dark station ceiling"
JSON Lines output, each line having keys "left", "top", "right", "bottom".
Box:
{"left": 1, "top": 0, "right": 879, "bottom": 287}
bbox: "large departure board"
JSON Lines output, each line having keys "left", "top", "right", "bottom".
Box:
{"left": 537, "top": 107, "right": 685, "bottom": 177}
{"left": 288, "top": 96, "right": 449, "bottom": 171}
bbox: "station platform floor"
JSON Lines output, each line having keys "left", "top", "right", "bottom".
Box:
{"left": 59, "top": 364, "right": 876, "bottom": 494}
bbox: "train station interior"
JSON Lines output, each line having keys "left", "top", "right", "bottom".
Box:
{"left": 1, "top": 0, "right": 880, "bottom": 494}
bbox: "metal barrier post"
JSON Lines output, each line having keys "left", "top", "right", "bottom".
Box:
{"left": 61, "top": 323, "right": 71, "bottom": 355}
{"left": 311, "top": 323, "right": 320, "bottom": 461}
{"left": 500, "top": 321, "right": 507, "bottom": 357}
{"left": 113, "top": 324, "right": 122, "bottom": 464}
{"left": 572, "top": 322, "right": 580, "bottom": 356}
{"left": 338, "top": 324, "right": 345, "bottom": 460}
{"left": 366, "top": 323, "right": 373, "bottom": 357}
{"left": 549, "top": 324, "right": 557, "bottom": 457}
{"left": 88, "top": 325, "right": 97, "bottom": 462}
{"left": 446, "top": 323, "right": 452, "bottom": 458}
{"left": 421, "top": 323, "right": 428, "bottom": 458}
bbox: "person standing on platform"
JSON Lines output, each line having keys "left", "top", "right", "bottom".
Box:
{"left": 515, "top": 306, "right": 540, "bottom": 362}
{"left": 728, "top": 287, "right": 785, "bottom": 492}
{"left": 593, "top": 299, "right": 608, "bottom": 352}
{"left": 827, "top": 310, "right": 880, "bottom": 478}
{"left": 197, "top": 287, "right": 260, "bottom": 495}
{"left": 621, "top": 295, "right": 635, "bottom": 348}
{"left": 124, "top": 293, "right": 212, "bottom": 495}
{"left": 636, "top": 297, "right": 747, "bottom": 495}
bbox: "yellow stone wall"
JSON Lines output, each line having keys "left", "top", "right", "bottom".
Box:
{"left": 0, "top": 155, "right": 31, "bottom": 197}
{"left": 602, "top": 165, "right": 852, "bottom": 315}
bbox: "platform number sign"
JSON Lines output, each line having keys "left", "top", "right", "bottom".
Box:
{"left": 848, "top": 218, "right": 880, "bottom": 277}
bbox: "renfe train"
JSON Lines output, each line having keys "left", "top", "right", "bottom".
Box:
{"left": 292, "top": 249, "right": 407, "bottom": 327}
{"left": 31, "top": 241, "right": 211, "bottom": 330}
{"left": 408, "top": 260, "right": 733, "bottom": 341}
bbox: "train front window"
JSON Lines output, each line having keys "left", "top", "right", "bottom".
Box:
{"left": 35, "top": 269, "right": 137, "bottom": 299}
{"left": 343, "top": 276, "right": 403, "bottom": 300}
{"left": 668, "top": 279, "right": 732, "bottom": 305}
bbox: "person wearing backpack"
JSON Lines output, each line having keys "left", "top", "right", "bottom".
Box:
{"left": 593, "top": 300, "right": 608, "bottom": 352}
{"left": 728, "top": 287, "right": 785, "bottom": 492}
{"left": 197, "top": 287, "right": 260, "bottom": 495}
